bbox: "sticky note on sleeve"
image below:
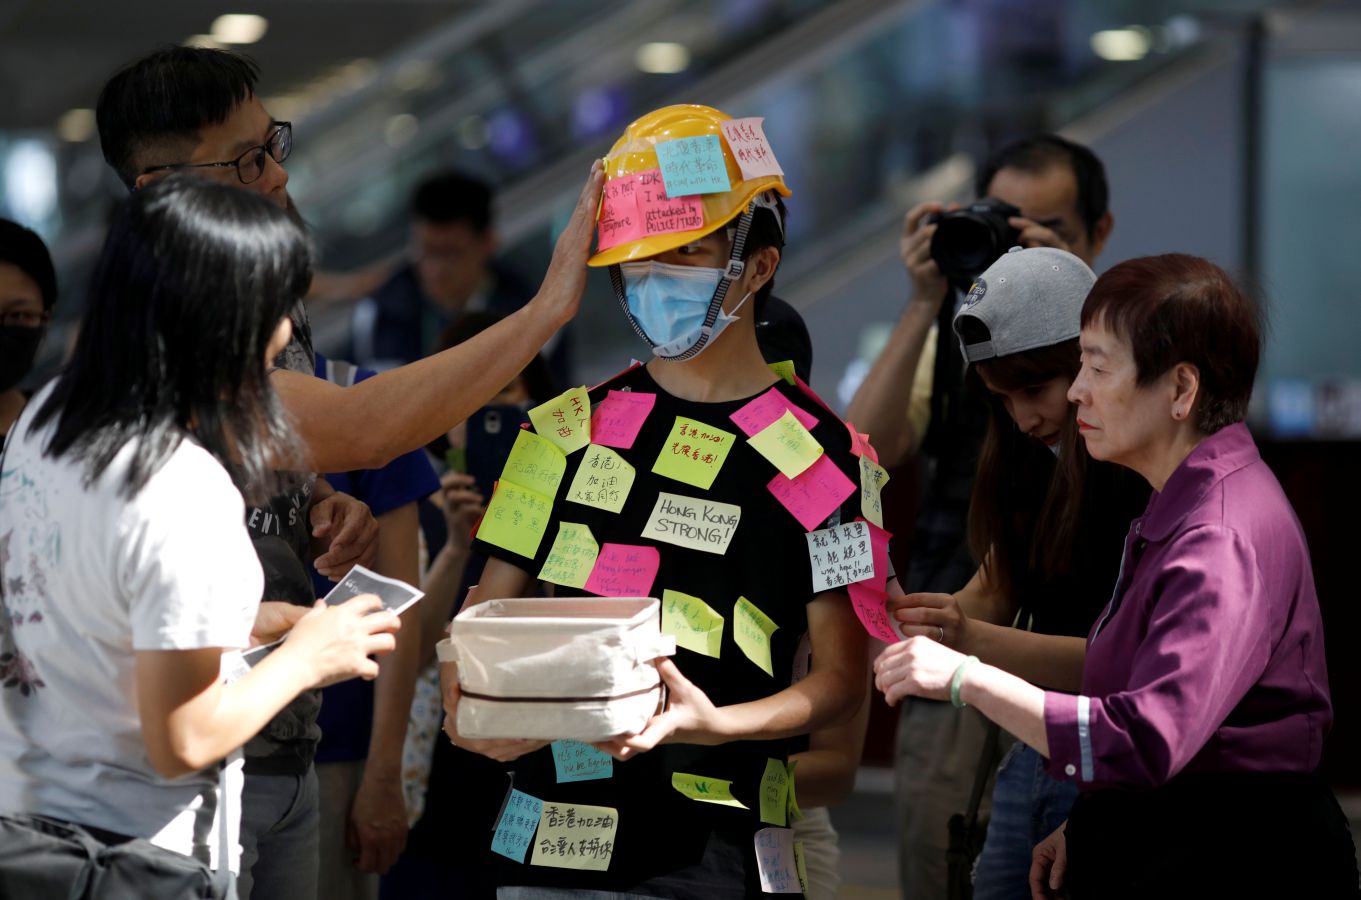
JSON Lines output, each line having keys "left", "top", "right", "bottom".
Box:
{"left": 748, "top": 410, "right": 823, "bottom": 479}
{"left": 806, "top": 520, "right": 875, "bottom": 593}
{"left": 479, "top": 481, "right": 554, "bottom": 560}
{"left": 502, "top": 429, "right": 567, "bottom": 496}
{"left": 672, "top": 772, "right": 748, "bottom": 808}
{"left": 759, "top": 758, "right": 790, "bottom": 826}
{"left": 656, "top": 134, "right": 732, "bottom": 196}
{"left": 730, "top": 387, "right": 819, "bottom": 437}
{"left": 767, "top": 454, "right": 856, "bottom": 532}
{"left": 755, "top": 827, "right": 802, "bottom": 893}
{"left": 860, "top": 455, "right": 890, "bottom": 528}
{"left": 491, "top": 788, "right": 543, "bottom": 863}
{"left": 720, "top": 117, "right": 785, "bottom": 180}
{"left": 538, "top": 522, "right": 599, "bottom": 589}
{"left": 529, "top": 387, "right": 592, "bottom": 455}
{"left": 591, "top": 390, "right": 655, "bottom": 449}
{"left": 768, "top": 359, "right": 797, "bottom": 385}
{"left": 662, "top": 589, "right": 724, "bottom": 658}
{"left": 733, "top": 596, "right": 778, "bottom": 676}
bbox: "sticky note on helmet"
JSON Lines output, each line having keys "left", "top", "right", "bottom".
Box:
{"left": 721, "top": 117, "right": 785, "bottom": 181}
{"left": 656, "top": 134, "right": 732, "bottom": 196}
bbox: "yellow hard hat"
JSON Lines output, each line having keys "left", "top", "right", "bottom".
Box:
{"left": 587, "top": 104, "right": 791, "bottom": 267}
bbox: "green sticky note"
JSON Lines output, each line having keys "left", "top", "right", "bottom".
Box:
{"left": 733, "top": 596, "right": 778, "bottom": 676}
{"left": 759, "top": 758, "right": 789, "bottom": 826}
{"left": 787, "top": 759, "right": 804, "bottom": 822}
{"left": 537, "top": 522, "right": 599, "bottom": 589}
{"left": 478, "top": 481, "right": 553, "bottom": 559}
{"left": 671, "top": 772, "right": 748, "bottom": 808}
{"left": 662, "top": 589, "right": 724, "bottom": 658}
{"left": 794, "top": 840, "right": 809, "bottom": 894}
{"left": 502, "top": 429, "right": 568, "bottom": 496}
{"left": 529, "top": 386, "right": 592, "bottom": 455}
{"left": 859, "top": 455, "right": 890, "bottom": 528}
{"left": 768, "top": 359, "right": 796, "bottom": 385}
{"left": 652, "top": 416, "right": 736, "bottom": 490}
{"left": 748, "top": 409, "right": 823, "bottom": 479}
{"left": 565, "top": 445, "right": 636, "bottom": 514}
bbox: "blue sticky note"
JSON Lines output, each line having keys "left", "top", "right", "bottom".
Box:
{"left": 551, "top": 740, "right": 614, "bottom": 782}
{"left": 656, "top": 134, "right": 732, "bottom": 196}
{"left": 491, "top": 788, "right": 543, "bottom": 863}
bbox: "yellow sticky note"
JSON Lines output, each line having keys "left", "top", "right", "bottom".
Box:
{"left": 794, "top": 840, "right": 809, "bottom": 894}
{"left": 652, "top": 416, "right": 736, "bottom": 490}
{"left": 530, "top": 802, "right": 617, "bottom": 871}
{"left": 529, "top": 386, "right": 592, "bottom": 455}
{"left": 478, "top": 481, "right": 553, "bottom": 559}
{"left": 501, "top": 429, "right": 568, "bottom": 497}
{"left": 768, "top": 359, "right": 796, "bottom": 385}
{"left": 759, "top": 758, "right": 789, "bottom": 826}
{"left": 859, "top": 455, "right": 890, "bottom": 528}
{"left": 671, "top": 772, "right": 748, "bottom": 809}
{"left": 787, "top": 759, "right": 804, "bottom": 822}
{"left": 734, "top": 596, "right": 778, "bottom": 676}
{"left": 662, "top": 589, "right": 724, "bottom": 658}
{"left": 537, "top": 522, "right": 599, "bottom": 589}
{"left": 747, "top": 410, "right": 823, "bottom": 479}
{"left": 565, "top": 445, "right": 636, "bottom": 514}
{"left": 643, "top": 492, "right": 741, "bottom": 556}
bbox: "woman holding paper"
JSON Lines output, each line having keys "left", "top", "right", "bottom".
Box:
{"left": 876, "top": 254, "right": 1354, "bottom": 898}
{"left": 0, "top": 177, "right": 399, "bottom": 894}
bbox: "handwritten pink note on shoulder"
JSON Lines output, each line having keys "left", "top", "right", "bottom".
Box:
{"left": 861, "top": 517, "right": 892, "bottom": 590}
{"left": 850, "top": 430, "right": 879, "bottom": 465}
{"left": 591, "top": 390, "right": 656, "bottom": 449}
{"left": 848, "top": 581, "right": 900, "bottom": 644}
{"left": 729, "top": 387, "right": 819, "bottom": 437}
{"left": 767, "top": 454, "right": 856, "bottom": 532}
{"left": 720, "top": 117, "right": 784, "bottom": 181}
{"left": 584, "top": 544, "right": 660, "bottom": 598}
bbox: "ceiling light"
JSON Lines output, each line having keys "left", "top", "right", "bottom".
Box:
{"left": 211, "top": 14, "right": 269, "bottom": 45}
{"left": 635, "top": 42, "right": 690, "bottom": 75}
{"left": 1091, "top": 27, "right": 1152, "bottom": 62}
{"left": 57, "top": 108, "right": 96, "bottom": 143}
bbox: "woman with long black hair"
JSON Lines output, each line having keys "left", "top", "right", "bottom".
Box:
{"left": 0, "top": 176, "right": 398, "bottom": 895}
{"left": 889, "top": 247, "right": 1148, "bottom": 899}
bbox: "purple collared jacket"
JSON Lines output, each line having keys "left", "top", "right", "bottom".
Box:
{"left": 1045, "top": 422, "right": 1331, "bottom": 788}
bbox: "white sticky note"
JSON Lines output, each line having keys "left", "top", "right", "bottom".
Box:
{"left": 805, "top": 520, "right": 874, "bottom": 592}
{"left": 754, "top": 827, "right": 802, "bottom": 893}
{"left": 642, "top": 491, "right": 740, "bottom": 556}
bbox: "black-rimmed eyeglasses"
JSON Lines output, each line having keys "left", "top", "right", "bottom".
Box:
{"left": 142, "top": 122, "right": 292, "bottom": 185}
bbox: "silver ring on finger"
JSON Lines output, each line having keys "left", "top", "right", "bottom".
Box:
{"left": 937, "top": 626, "right": 945, "bottom": 644}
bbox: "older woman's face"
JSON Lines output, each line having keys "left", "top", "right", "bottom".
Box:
{"left": 1067, "top": 322, "right": 1174, "bottom": 469}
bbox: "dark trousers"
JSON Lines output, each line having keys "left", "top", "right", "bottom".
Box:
{"left": 1065, "top": 771, "right": 1359, "bottom": 899}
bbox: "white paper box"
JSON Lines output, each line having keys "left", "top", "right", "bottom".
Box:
{"left": 443, "top": 597, "right": 675, "bottom": 741}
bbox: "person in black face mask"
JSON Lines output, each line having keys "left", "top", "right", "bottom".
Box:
{"left": 0, "top": 219, "right": 57, "bottom": 446}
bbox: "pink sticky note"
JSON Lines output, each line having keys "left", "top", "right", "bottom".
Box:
{"left": 848, "top": 581, "right": 900, "bottom": 644}
{"left": 860, "top": 517, "right": 892, "bottom": 590}
{"left": 767, "top": 455, "right": 856, "bottom": 531}
{"left": 584, "top": 544, "right": 660, "bottom": 598}
{"left": 635, "top": 168, "right": 704, "bottom": 237}
{"left": 591, "top": 390, "right": 656, "bottom": 449}
{"left": 720, "top": 117, "right": 784, "bottom": 181}
{"left": 596, "top": 172, "right": 648, "bottom": 252}
{"left": 729, "top": 387, "right": 819, "bottom": 438}
{"left": 849, "top": 430, "right": 879, "bottom": 465}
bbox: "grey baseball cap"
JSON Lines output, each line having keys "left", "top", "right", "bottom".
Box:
{"left": 953, "top": 246, "right": 1096, "bottom": 364}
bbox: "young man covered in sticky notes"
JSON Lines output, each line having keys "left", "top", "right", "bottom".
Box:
{"left": 441, "top": 104, "right": 870, "bottom": 899}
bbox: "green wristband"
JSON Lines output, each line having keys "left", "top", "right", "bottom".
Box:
{"left": 950, "top": 655, "right": 980, "bottom": 708}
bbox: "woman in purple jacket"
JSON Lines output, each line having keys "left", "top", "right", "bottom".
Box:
{"left": 875, "top": 254, "right": 1356, "bottom": 898}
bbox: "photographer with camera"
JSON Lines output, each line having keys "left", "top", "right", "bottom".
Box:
{"left": 845, "top": 134, "right": 1112, "bottom": 900}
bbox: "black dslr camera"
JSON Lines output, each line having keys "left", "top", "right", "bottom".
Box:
{"left": 928, "top": 198, "right": 1022, "bottom": 286}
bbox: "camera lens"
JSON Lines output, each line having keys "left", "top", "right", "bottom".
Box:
{"left": 928, "top": 199, "right": 1022, "bottom": 285}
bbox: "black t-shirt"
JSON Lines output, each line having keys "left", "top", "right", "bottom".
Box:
{"left": 1011, "top": 449, "right": 1151, "bottom": 643}
{"left": 470, "top": 364, "right": 864, "bottom": 898}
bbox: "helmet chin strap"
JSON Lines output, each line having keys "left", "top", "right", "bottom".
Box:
{"left": 610, "top": 198, "right": 758, "bottom": 361}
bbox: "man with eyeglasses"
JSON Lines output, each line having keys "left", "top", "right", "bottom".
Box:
{"left": 95, "top": 46, "right": 601, "bottom": 900}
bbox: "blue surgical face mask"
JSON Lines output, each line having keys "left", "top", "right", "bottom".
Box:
{"left": 619, "top": 260, "right": 749, "bottom": 360}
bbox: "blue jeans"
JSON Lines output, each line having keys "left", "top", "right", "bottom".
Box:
{"left": 972, "top": 743, "right": 1078, "bottom": 900}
